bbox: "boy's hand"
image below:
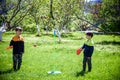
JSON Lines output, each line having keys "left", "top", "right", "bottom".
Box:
{"left": 6, "top": 46, "right": 13, "bottom": 50}
{"left": 80, "top": 48, "right": 83, "bottom": 51}
{"left": 76, "top": 48, "right": 82, "bottom": 55}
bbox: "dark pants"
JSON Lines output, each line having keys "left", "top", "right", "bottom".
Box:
{"left": 83, "top": 56, "right": 92, "bottom": 72}
{"left": 13, "top": 54, "right": 22, "bottom": 71}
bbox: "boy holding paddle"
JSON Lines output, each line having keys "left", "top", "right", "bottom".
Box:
{"left": 8, "top": 27, "right": 24, "bottom": 71}
{"left": 77, "top": 32, "right": 94, "bottom": 72}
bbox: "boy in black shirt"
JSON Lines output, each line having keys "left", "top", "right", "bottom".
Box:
{"left": 9, "top": 27, "right": 24, "bottom": 71}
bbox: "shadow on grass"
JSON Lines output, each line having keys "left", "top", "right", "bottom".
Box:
{"left": 76, "top": 70, "right": 86, "bottom": 77}
{"left": 61, "top": 33, "right": 74, "bottom": 38}
{"left": 42, "top": 33, "right": 75, "bottom": 38}
{"left": 96, "top": 41, "right": 120, "bottom": 45}
{"left": 42, "top": 34, "right": 53, "bottom": 37}
{"left": 0, "top": 41, "right": 6, "bottom": 43}
{"left": 0, "top": 68, "right": 14, "bottom": 75}
{"left": 71, "top": 37, "right": 84, "bottom": 40}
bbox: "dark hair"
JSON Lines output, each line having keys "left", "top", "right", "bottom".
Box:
{"left": 16, "top": 27, "right": 22, "bottom": 31}
{"left": 86, "top": 32, "right": 93, "bottom": 37}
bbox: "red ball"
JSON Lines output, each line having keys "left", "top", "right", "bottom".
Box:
{"left": 33, "top": 44, "right": 37, "bottom": 47}
{"left": 76, "top": 48, "right": 82, "bottom": 55}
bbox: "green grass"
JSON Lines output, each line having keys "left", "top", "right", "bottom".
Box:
{"left": 0, "top": 32, "right": 120, "bottom": 80}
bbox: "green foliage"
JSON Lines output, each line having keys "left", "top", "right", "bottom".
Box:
{"left": 0, "top": 0, "right": 119, "bottom": 32}
{"left": 99, "top": 0, "right": 120, "bottom": 32}
{"left": 23, "top": 26, "right": 37, "bottom": 33}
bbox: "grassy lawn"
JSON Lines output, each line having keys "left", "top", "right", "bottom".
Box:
{"left": 0, "top": 32, "right": 120, "bottom": 80}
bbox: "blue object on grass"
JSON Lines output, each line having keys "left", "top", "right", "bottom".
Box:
{"left": 54, "top": 29, "right": 57, "bottom": 36}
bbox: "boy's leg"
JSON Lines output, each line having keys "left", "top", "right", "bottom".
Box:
{"left": 13, "top": 54, "right": 18, "bottom": 71}
{"left": 83, "top": 56, "right": 87, "bottom": 71}
{"left": 18, "top": 54, "right": 22, "bottom": 70}
{"left": 87, "top": 57, "right": 92, "bottom": 72}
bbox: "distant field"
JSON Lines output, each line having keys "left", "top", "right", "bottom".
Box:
{"left": 0, "top": 32, "right": 120, "bottom": 80}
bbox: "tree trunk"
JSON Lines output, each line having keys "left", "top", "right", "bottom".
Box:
{"left": 53, "top": 28, "right": 61, "bottom": 43}
{"left": 0, "top": 31, "right": 2, "bottom": 41}
{"left": 50, "top": 0, "right": 54, "bottom": 19}
{"left": 45, "top": 26, "right": 49, "bottom": 34}
{"left": 36, "top": 24, "right": 40, "bottom": 36}
{"left": 57, "top": 30, "right": 62, "bottom": 43}
{"left": 63, "top": 26, "right": 67, "bottom": 34}
{"left": 0, "top": 24, "right": 6, "bottom": 41}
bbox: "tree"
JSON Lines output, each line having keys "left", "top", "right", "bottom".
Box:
{"left": 99, "top": 0, "right": 120, "bottom": 32}
{"left": 29, "top": 0, "right": 42, "bottom": 36}
{"left": 0, "top": 0, "right": 32, "bottom": 29}
{"left": 49, "top": 0, "right": 78, "bottom": 43}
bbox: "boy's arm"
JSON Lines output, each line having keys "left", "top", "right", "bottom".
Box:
{"left": 89, "top": 46, "right": 94, "bottom": 57}
{"left": 9, "top": 40, "right": 14, "bottom": 46}
{"left": 6, "top": 40, "right": 14, "bottom": 49}
{"left": 23, "top": 41, "right": 24, "bottom": 53}
{"left": 21, "top": 41, "right": 24, "bottom": 53}
{"left": 81, "top": 43, "right": 85, "bottom": 49}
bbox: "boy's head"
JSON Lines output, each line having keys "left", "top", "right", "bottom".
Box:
{"left": 15, "top": 27, "right": 22, "bottom": 36}
{"left": 86, "top": 32, "right": 93, "bottom": 39}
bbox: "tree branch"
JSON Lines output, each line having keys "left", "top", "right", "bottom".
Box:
{"left": 9, "top": 0, "right": 22, "bottom": 22}
{"left": 50, "top": 0, "right": 54, "bottom": 19}
{"left": 13, "top": 8, "right": 30, "bottom": 26}
{"left": 74, "top": 12, "right": 107, "bottom": 32}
